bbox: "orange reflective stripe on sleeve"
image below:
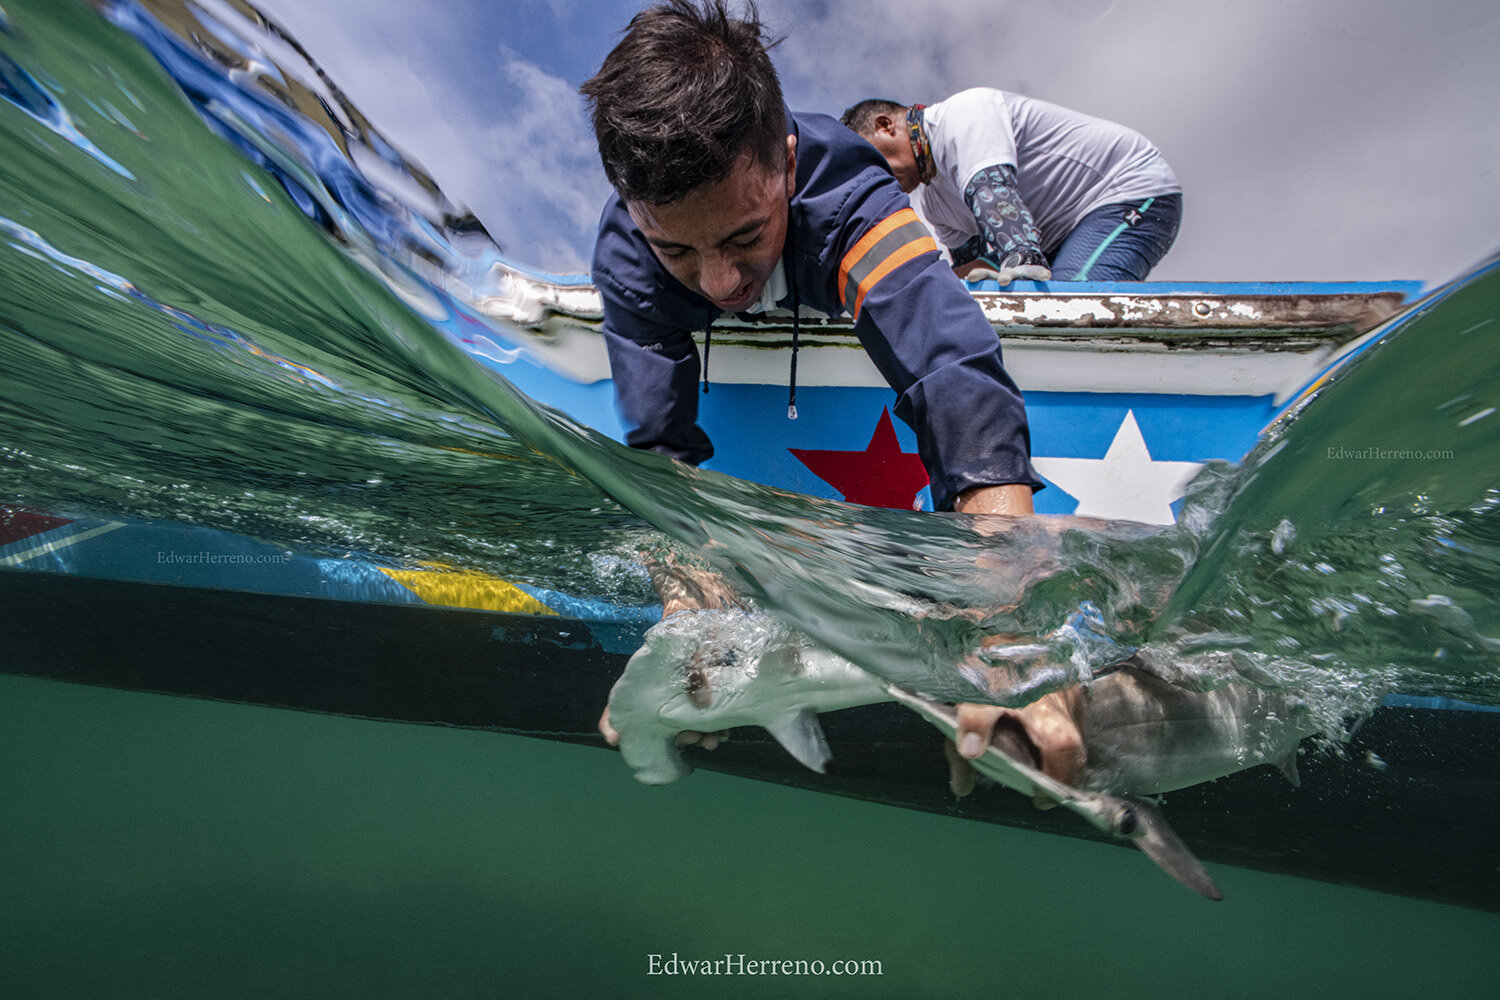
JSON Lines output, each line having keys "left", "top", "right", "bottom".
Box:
{"left": 837, "top": 208, "right": 939, "bottom": 319}
{"left": 837, "top": 211, "right": 915, "bottom": 296}
{"left": 850, "top": 236, "right": 937, "bottom": 317}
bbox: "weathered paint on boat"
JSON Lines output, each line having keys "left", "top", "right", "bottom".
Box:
{"left": 461, "top": 267, "right": 1422, "bottom": 522}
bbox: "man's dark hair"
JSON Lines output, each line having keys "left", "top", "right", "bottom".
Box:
{"left": 580, "top": 0, "right": 785, "bottom": 205}
{"left": 839, "top": 99, "right": 907, "bottom": 136}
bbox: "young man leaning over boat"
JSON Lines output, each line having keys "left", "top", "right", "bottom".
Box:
{"left": 842, "top": 90, "right": 1182, "bottom": 283}
{"left": 581, "top": 0, "right": 1083, "bottom": 789}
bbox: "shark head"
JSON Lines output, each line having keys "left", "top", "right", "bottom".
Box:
{"left": 606, "top": 610, "right": 888, "bottom": 784}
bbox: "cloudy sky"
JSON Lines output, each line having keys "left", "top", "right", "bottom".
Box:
{"left": 249, "top": 0, "right": 1498, "bottom": 285}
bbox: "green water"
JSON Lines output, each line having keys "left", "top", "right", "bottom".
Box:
{"left": 2, "top": 673, "right": 1496, "bottom": 1000}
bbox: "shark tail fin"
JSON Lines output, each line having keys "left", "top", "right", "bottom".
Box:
{"left": 1127, "top": 799, "right": 1225, "bottom": 901}
{"left": 764, "top": 708, "right": 834, "bottom": 774}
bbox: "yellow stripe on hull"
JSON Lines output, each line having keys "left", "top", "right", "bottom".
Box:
{"left": 378, "top": 565, "right": 556, "bottom": 615}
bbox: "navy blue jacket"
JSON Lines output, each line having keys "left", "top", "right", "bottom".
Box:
{"left": 591, "top": 111, "right": 1041, "bottom": 510}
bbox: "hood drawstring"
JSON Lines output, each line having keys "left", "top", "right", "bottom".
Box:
{"left": 787, "top": 219, "right": 800, "bottom": 420}
{"left": 702, "top": 223, "right": 800, "bottom": 417}
{"left": 701, "top": 316, "right": 713, "bottom": 394}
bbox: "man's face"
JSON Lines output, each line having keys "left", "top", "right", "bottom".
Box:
{"left": 865, "top": 113, "right": 920, "bottom": 193}
{"left": 626, "top": 135, "right": 797, "bottom": 313}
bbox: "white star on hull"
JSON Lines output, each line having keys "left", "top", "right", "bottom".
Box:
{"left": 1033, "top": 411, "right": 1203, "bottom": 525}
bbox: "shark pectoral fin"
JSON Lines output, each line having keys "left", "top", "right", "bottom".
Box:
{"left": 1274, "top": 752, "right": 1301, "bottom": 787}
{"left": 764, "top": 708, "right": 834, "bottom": 774}
{"left": 1121, "top": 799, "right": 1224, "bottom": 901}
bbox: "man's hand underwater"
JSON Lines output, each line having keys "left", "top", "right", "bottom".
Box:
{"left": 598, "top": 554, "right": 740, "bottom": 751}
{"left": 598, "top": 704, "right": 724, "bottom": 751}
{"left": 602, "top": 484, "right": 1089, "bottom": 798}
{"left": 946, "top": 687, "right": 1086, "bottom": 799}
{"left": 945, "top": 483, "right": 1085, "bottom": 796}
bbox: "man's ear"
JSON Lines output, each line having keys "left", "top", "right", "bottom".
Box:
{"left": 784, "top": 134, "right": 798, "bottom": 198}
{"left": 873, "top": 112, "right": 897, "bottom": 135}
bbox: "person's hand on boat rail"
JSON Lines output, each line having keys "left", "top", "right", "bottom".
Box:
{"left": 956, "top": 259, "right": 1053, "bottom": 286}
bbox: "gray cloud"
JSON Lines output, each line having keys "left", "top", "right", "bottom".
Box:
{"left": 252, "top": 0, "right": 1498, "bottom": 284}
{"left": 250, "top": 0, "right": 612, "bottom": 271}
{"left": 767, "top": 0, "right": 1500, "bottom": 283}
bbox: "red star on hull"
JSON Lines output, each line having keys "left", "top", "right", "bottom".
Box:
{"left": 790, "top": 409, "right": 930, "bottom": 509}
{"left": 0, "top": 508, "right": 73, "bottom": 547}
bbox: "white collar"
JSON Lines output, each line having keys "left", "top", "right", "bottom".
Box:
{"left": 743, "top": 260, "right": 788, "bottom": 314}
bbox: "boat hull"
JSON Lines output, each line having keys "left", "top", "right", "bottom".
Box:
{"left": 4, "top": 566, "right": 1496, "bottom": 913}
{"left": 469, "top": 277, "right": 1422, "bottom": 521}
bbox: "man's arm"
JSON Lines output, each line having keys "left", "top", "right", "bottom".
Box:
{"left": 954, "top": 483, "right": 1034, "bottom": 516}
{"left": 834, "top": 200, "right": 1043, "bottom": 509}
{"left": 961, "top": 164, "right": 1052, "bottom": 281}
{"left": 948, "top": 484, "right": 1087, "bottom": 791}
{"left": 832, "top": 186, "right": 1080, "bottom": 786}
{"left": 598, "top": 300, "right": 714, "bottom": 464}
{"left": 592, "top": 201, "right": 731, "bottom": 741}
{"left": 593, "top": 195, "right": 718, "bottom": 464}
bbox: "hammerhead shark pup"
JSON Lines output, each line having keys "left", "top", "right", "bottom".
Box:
{"left": 605, "top": 609, "right": 1316, "bottom": 900}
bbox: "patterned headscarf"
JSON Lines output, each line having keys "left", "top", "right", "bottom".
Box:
{"left": 905, "top": 105, "right": 936, "bottom": 185}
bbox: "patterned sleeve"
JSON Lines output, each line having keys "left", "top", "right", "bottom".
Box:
{"left": 962, "top": 163, "right": 1048, "bottom": 268}
{"left": 949, "top": 233, "right": 990, "bottom": 268}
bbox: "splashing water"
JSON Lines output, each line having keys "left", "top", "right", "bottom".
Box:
{"left": 2, "top": 0, "right": 1496, "bottom": 739}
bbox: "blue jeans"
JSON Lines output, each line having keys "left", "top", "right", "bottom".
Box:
{"left": 1048, "top": 193, "right": 1182, "bottom": 281}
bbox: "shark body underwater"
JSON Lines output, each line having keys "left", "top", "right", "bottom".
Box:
{"left": 605, "top": 610, "right": 1319, "bottom": 901}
